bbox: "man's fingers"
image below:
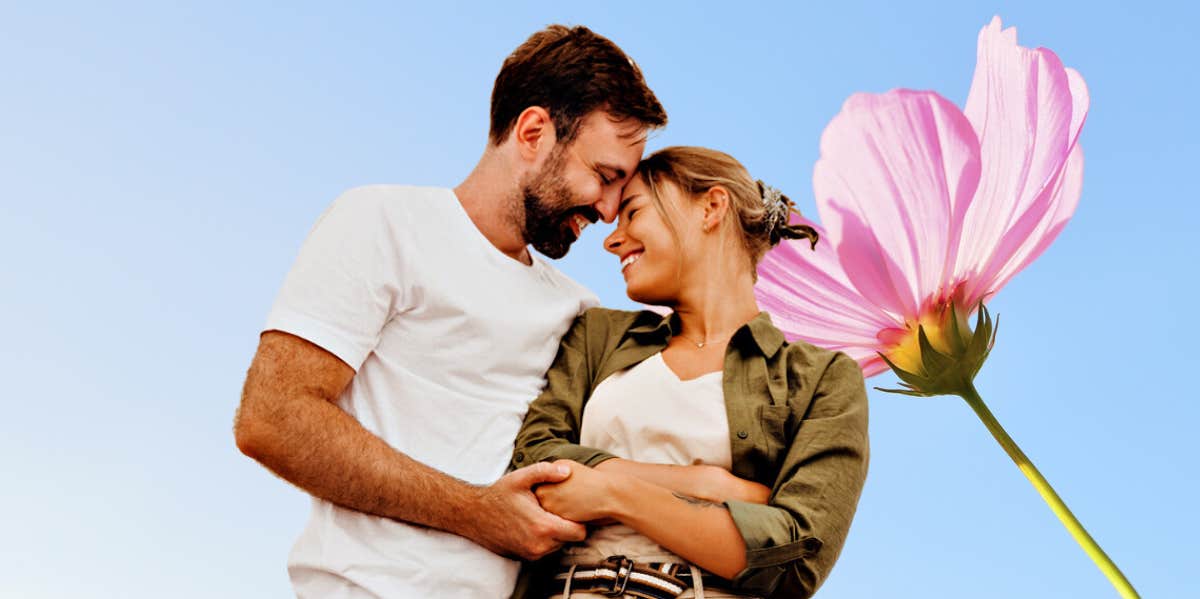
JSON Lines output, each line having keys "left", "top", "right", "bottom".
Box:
{"left": 546, "top": 513, "right": 587, "bottom": 543}
{"left": 508, "top": 461, "right": 571, "bottom": 489}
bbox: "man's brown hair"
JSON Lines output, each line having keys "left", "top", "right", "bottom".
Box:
{"left": 489, "top": 25, "right": 667, "bottom": 146}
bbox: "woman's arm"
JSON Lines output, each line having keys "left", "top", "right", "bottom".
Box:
{"left": 535, "top": 460, "right": 749, "bottom": 579}
{"left": 720, "top": 352, "right": 870, "bottom": 598}
{"left": 540, "top": 351, "right": 870, "bottom": 597}
{"left": 513, "top": 309, "right": 767, "bottom": 506}
{"left": 512, "top": 311, "right": 620, "bottom": 469}
{"left": 594, "top": 458, "right": 770, "bottom": 504}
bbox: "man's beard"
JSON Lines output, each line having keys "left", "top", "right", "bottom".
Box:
{"left": 518, "top": 149, "right": 597, "bottom": 260}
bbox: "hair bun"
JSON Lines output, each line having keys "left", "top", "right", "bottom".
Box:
{"left": 757, "top": 180, "right": 819, "bottom": 249}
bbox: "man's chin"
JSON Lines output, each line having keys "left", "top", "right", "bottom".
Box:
{"left": 531, "top": 237, "right": 573, "bottom": 260}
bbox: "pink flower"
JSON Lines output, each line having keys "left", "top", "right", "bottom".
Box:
{"left": 756, "top": 16, "right": 1089, "bottom": 378}
{"left": 755, "top": 18, "right": 1143, "bottom": 596}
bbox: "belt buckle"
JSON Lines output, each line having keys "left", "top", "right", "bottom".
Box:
{"left": 602, "top": 554, "right": 635, "bottom": 597}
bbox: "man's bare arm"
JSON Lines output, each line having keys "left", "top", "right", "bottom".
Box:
{"left": 233, "top": 330, "right": 585, "bottom": 559}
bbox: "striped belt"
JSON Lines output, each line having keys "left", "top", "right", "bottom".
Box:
{"left": 553, "top": 555, "right": 732, "bottom": 599}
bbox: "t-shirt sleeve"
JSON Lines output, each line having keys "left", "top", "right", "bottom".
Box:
{"left": 264, "top": 187, "right": 413, "bottom": 371}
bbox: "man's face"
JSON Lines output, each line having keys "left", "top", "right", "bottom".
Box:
{"left": 520, "top": 111, "right": 646, "bottom": 259}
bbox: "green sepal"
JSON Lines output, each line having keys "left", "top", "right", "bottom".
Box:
{"left": 945, "top": 302, "right": 969, "bottom": 355}
{"left": 917, "top": 325, "right": 954, "bottom": 374}
{"left": 877, "top": 300, "right": 999, "bottom": 399}
{"left": 874, "top": 385, "right": 932, "bottom": 397}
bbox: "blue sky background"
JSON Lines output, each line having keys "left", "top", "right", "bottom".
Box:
{"left": 2, "top": 1, "right": 1196, "bottom": 597}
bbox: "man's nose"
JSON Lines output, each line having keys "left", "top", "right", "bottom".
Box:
{"left": 594, "top": 187, "right": 621, "bottom": 224}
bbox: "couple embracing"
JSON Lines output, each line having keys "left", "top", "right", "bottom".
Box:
{"left": 235, "top": 24, "right": 868, "bottom": 599}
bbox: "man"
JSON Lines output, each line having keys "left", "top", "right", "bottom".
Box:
{"left": 234, "top": 25, "right": 666, "bottom": 598}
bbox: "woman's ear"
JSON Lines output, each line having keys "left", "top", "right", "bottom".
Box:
{"left": 701, "top": 186, "right": 731, "bottom": 232}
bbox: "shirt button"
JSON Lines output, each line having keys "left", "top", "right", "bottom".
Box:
{"left": 515, "top": 452, "right": 525, "bottom": 463}
{"left": 737, "top": 430, "right": 749, "bottom": 439}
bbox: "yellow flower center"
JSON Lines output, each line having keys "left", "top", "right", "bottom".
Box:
{"left": 885, "top": 304, "right": 973, "bottom": 374}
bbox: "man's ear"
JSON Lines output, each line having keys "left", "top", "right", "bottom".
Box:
{"left": 702, "top": 186, "right": 732, "bottom": 230}
{"left": 512, "top": 106, "right": 556, "bottom": 163}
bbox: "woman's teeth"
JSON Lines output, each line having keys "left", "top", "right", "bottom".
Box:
{"left": 620, "top": 252, "right": 642, "bottom": 271}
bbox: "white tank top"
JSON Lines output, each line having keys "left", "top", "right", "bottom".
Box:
{"left": 567, "top": 352, "right": 730, "bottom": 566}
{"left": 581, "top": 352, "right": 731, "bottom": 468}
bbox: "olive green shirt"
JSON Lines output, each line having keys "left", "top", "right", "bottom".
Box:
{"left": 510, "top": 308, "right": 869, "bottom": 599}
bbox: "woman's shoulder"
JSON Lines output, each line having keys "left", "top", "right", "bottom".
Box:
{"left": 571, "top": 306, "right": 667, "bottom": 340}
{"left": 778, "top": 336, "right": 866, "bottom": 388}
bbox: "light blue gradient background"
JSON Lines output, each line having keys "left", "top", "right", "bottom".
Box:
{"left": 2, "top": 2, "right": 1195, "bottom": 597}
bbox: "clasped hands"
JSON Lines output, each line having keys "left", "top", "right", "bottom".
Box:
{"left": 479, "top": 459, "right": 770, "bottom": 561}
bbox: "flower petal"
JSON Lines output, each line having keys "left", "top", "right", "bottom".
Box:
{"left": 813, "top": 90, "right": 982, "bottom": 319}
{"left": 956, "top": 16, "right": 1084, "bottom": 305}
{"left": 1065, "top": 67, "right": 1090, "bottom": 147}
{"left": 756, "top": 215, "right": 901, "bottom": 377}
{"left": 985, "top": 143, "right": 1084, "bottom": 296}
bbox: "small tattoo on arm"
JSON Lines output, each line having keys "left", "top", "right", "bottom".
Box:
{"left": 672, "top": 492, "right": 722, "bottom": 508}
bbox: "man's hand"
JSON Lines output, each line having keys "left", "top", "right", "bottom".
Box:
{"left": 463, "top": 462, "right": 588, "bottom": 561}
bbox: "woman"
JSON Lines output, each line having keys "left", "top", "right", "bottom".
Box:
{"left": 510, "top": 147, "right": 869, "bottom": 599}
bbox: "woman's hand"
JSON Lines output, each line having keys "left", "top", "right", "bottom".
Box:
{"left": 534, "top": 460, "right": 624, "bottom": 523}
{"left": 686, "top": 464, "right": 771, "bottom": 505}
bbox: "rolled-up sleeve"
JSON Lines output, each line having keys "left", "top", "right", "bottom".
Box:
{"left": 511, "top": 311, "right": 619, "bottom": 470}
{"left": 724, "top": 352, "right": 870, "bottom": 598}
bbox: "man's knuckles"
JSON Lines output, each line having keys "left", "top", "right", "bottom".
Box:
{"left": 519, "top": 537, "right": 561, "bottom": 560}
{"left": 528, "top": 520, "right": 555, "bottom": 540}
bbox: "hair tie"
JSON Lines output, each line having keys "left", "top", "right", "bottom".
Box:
{"left": 757, "top": 179, "right": 819, "bottom": 249}
{"left": 758, "top": 180, "right": 789, "bottom": 236}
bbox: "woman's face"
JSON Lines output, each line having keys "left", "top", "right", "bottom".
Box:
{"left": 604, "top": 176, "right": 696, "bottom": 305}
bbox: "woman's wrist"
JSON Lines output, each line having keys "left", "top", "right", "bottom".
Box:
{"left": 600, "top": 470, "right": 646, "bottom": 523}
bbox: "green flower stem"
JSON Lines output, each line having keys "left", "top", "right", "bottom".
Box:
{"left": 958, "top": 380, "right": 1140, "bottom": 599}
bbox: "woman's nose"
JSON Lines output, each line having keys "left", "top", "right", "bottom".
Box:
{"left": 604, "top": 230, "right": 623, "bottom": 255}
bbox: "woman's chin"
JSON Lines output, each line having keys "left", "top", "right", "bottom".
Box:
{"left": 625, "top": 286, "right": 650, "bottom": 304}
{"left": 626, "top": 285, "right": 670, "bottom": 307}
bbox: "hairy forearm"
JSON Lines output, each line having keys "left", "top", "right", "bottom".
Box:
{"left": 236, "top": 390, "right": 481, "bottom": 536}
{"left": 604, "top": 475, "right": 748, "bottom": 579}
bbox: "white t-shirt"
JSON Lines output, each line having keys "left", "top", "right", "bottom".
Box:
{"left": 264, "top": 185, "right": 598, "bottom": 599}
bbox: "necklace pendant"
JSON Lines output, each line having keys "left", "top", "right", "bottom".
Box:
{"left": 696, "top": 342, "right": 705, "bottom": 348}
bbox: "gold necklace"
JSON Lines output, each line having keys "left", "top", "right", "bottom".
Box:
{"left": 676, "top": 327, "right": 738, "bottom": 349}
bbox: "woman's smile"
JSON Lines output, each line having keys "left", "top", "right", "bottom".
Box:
{"left": 620, "top": 250, "right": 643, "bottom": 273}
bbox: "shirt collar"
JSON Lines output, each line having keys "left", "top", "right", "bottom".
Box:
{"left": 629, "top": 309, "right": 786, "bottom": 358}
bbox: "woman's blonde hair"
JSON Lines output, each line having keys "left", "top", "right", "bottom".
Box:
{"left": 636, "top": 146, "right": 818, "bottom": 279}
